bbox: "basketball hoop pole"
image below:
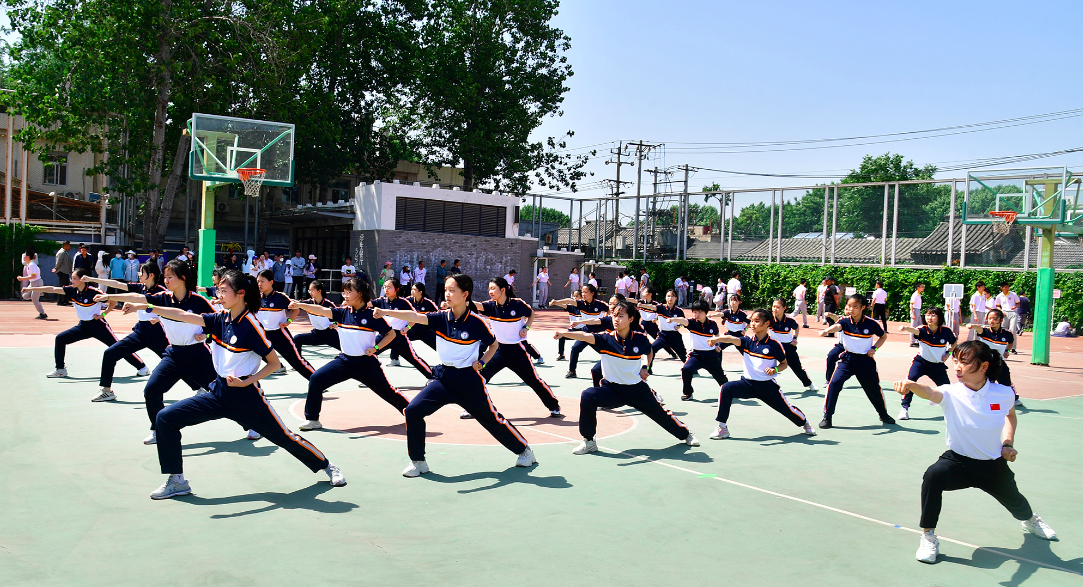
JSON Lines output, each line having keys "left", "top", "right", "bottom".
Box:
{"left": 197, "top": 140, "right": 216, "bottom": 289}
{"left": 1031, "top": 179, "right": 1061, "bottom": 366}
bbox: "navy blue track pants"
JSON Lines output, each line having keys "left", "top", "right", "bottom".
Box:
{"left": 681, "top": 350, "right": 728, "bottom": 398}
{"left": 823, "top": 353, "right": 887, "bottom": 418}
{"left": 717, "top": 377, "right": 807, "bottom": 426}
{"left": 580, "top": 380, "right": 689, "bottom": 441}
{"left": 304, "top": 353, "right": 410, "bottom": 421}
{"left": 902, "top": 356, "right": 951, "bottom": 408}
{"left": 55, "top": 319, "right": 143, "bottom": 372}
{"left": 480, "top": 342, "right": 559, "bottom": 411}
{"left": 143, "top": 343, "right": 217, "bottom": 430}
{"left": 101, "top": 321, "right": 166, "bottom": 387}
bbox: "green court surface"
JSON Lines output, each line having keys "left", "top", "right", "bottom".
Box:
{"left": 1, "top": 330, "right": 1080, "bottom": 586}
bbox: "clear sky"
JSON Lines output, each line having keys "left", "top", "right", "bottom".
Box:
{"left": 532, "top": 0, "right": 1083, "bottom": 210}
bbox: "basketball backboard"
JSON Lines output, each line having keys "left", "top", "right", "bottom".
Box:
{"left": 961, "top": 166, "right": 1069, "bottom": 227}
{"left": 188, "top": 113, "right": 295, "bottom": 187}
{"left": 943, "top": 283, "right": 963, "bottom": 299}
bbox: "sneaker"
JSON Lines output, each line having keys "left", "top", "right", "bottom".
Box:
{"left": 245, "top": 429, "right": 261, "bottom": 440}
{"left": 802, "top": 422, "right": 817, "bottom": 436}
{"left": 46, "top": 368, "right": 68, "bottom": 378}
{"left": 402, "top": 460, "right": 430, "bottom": 477}
{"left": 1022, "top": 515, "right": 1057, "bottom": 540}
{"left": 36, "top": 313, "right": 48, "bottom": 320}
{"left": 136, "top": 366, "right": 151, "bottom": 376}
{"left": 823, "top": 381, "right": 831, "bottom": 390}
{"left": 535, "top": 357, "right": 545, "bottom": 365}
{"left": 806, "top": 381, "right": 818, "bottom": 392}
{"left": 572, "top": 439, "right": 598, "bottom": 454}
{"left": 1011, "top": 348, "right": 1018, "bottom": 355}
{"left": 515, "top": 447, "right": 537, "bottom": 467}
{"left": 916, "top": 532, "right": 939, "bottom": 563}
{"left": 325, "top": 462, "right": 347, "bottom": 487}
{"left": 143, "top": 431, "right": 157, "bottom": 445}
{"left": 684, "top": 432, "right": 700, "bottom": 446}
{"left": 389, "top": 358, "right": 401, "bottom": 367}
{"left": 880, "top": 414, "right": 897, "bottom": 425}
{"left": 819, "top": 416, "right": 832, "bottom": 429}
{"left": 681, "top": 394, "right": 693, "bottom": 401}
{"left": 909, "top": 343, "right": 920, "bottom": 348}
{"left": 275, "top": 366, "right": 288, "bottom": 374}
{"left": 549, "top": 409, "right": 564, "bottom": 418}
{"left": 299, "top": 420, "right": 323, "bottom": 431}
{"left": 556, "top": 355, "right": 566, "bottom": 361}
{"left": 802, "top": 324, "right": 809, "bottom": 328}
{"left": 565, "top": 370, "right": 576, "bottom": 379}
{"left": 898, "top": 408, "right": 910, "bottom": 420}
{"left": 459, "top": 410, "right": 473, "bottom": 419}
{"left": 654, "top": 390, "right": 665, "bottom": 405}
{"left": 710, "top": 423, "right": 730, "bottom": 440}
{"left": 1014, "top": 398, "right": 1024, "bottom": 408}
{"left": 195, "top": 387, "right": 210, "bottom": 396}
{"left": 150, "top": 476, "right": 192, "bottom": 500}
{"left": 91, "top": 388, "right": 116, "bottom": 402}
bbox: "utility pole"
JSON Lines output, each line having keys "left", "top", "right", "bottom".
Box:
{"left": 678, "top": 164, "right": 692, "bottom": 260}
{"left": 645, "top": 167, "right": 664, "bottom": 260}
{"left": 605, "top": 142, "right": 633, "bottom": 259}
{"left": 624, "top": 141, "right": 661, "bottom": 260}
{"left": 600, "top": 178, "right": 631, "bottom": 261}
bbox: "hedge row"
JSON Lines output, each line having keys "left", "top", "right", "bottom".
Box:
{"left": 623, "top": 260, "right": 1083, "bottom": 329}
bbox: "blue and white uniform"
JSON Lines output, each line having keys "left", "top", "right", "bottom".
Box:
{"left": 579, "top": 331, "right": 690, "bottom": 442}
{"left": 588, "top": 315, "right": 645, "bottom": 387}
{"left": 403, "top": 309, "right": 528, "bottom": 461}
{"left": 717, "top": 309, "right": 749, "bottom": 351}
{"left": 976, "top": 326, "right": 1017, "bottom": 390}
{"left": 259, "top": 291, "right": 315, "bottom": 379}
{"left": 680, "top": 317, "right": 728, "bottom": 398}
{"left": 304, "top": 305, "right": 410, "bottom": 422}
{"left": 639, "top": 300, "right": 660, "bottom": 338}
{"left": 477, "top": 298, "right": 559, "bottom": 412}
{"left": 901, "top": 325, "right": 956, "bottom": 408}
{"left": 100, "top": 282, "right": 169, "bottom": 388}
{"left": 557, "top": 301, "right": 584, "bottom": 357}
{"left": 768, "top": 315, "right": 813, "bottom": 388}
{"left": 717, "top": 334, "right": 808, "bottom": 427}
{"left": 372, "top": 295, "right": 433, "bottom": 379}
{"left": 823, "top": 316, "right": 889, "bottom": 420}
{"left": 568, "top": 298, "right": 609, "bottom": 373}
{"left": 54, "top": 285, "right": 145, "bottom": 374}
{"left": 651, "top": 303, "right": 687, "bottom": 362}
{"left": 293, "top": 297, "right": 341, "bottom": 356}
{"left": 154, "top": 308, "right": 332, "bottom": 476}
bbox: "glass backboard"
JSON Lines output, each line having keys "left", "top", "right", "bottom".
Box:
{"left": 188, "top": 113, "right": 295, "bottom": 187}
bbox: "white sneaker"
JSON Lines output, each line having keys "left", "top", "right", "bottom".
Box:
{"left": 46, "top": 368, "right": 68, "bottom": 378}
{"left": 389, "top": 358, "right": 401, "bottom": 367}
{"left": 1023, "top": 515, "right": 1057, "bottom": 540}
{"left": 150, "top": 476, "right": 192, "bottom": 500}
{"left": 549, "top": 408, "right": 564, "bottom": 418}
{"left": 515, "top": 447, "right": 537, "bottom": 467}
{"left": 275, "top": 366, "right": 287, "bottom": 374}
{"left": 299, "top": 420, "right": 323, "bottom": 431}
{"left": 802, "top": 422, "right": 817, "bottom": 436}
{"left": 143, "top": 431, "right": 157, "bottom": 445}
{"left": 195, "top": 387, "right": 210, "bottom": 396}
{"left": 325, "top": 462, "right": 346, "bottom": 487}
{"left": 136, "top": 366, "right": 151, "bottom": 376}
{"left": 459, "top": 410, "right": 473, "bottom": 419}
{"left": 807, "top": 381, "right": 818, "bottom": 392}
{"left": 402, "top": 460, "right": 430, "bottom": 477}
{"left": 535, "top": 357, "right": 545, "bottom": 365}
{"left": 245, "top": 429, "right": 261, "bottom": 440}
{"left": 684, "top": 432, "right": 700, "bottom": 447}
{"left": 823, "top": 381, "right": 830, "bottom": 390}
{"left": 91, "top": 388, "right": 116, "bottom": 402}
{"left": 916, "top": 532, "right": 939, "bottom": 563}
{"left": 1014, "top": 398, "right": 1024, "bottom": 408}
{"left": 572, "top": 439, "right": 598, "bottom": 455}
{"left": 898, "top": 408, "right": 910, "bottom": 421}
{"left": 710, "top": 422, "right": 730, "bottom": 440}
{"left": 653, "top": 390, "right": 665, "bottom": 405}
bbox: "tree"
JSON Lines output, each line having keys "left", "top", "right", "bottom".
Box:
{"left": 409, "top": 0, "right": 590, "bottom": 194}
{"left": 519, "top": 204, "right": 570, "bottom": 227}
{"left": 835, "top": 153, "right": 940, "bottom": 237}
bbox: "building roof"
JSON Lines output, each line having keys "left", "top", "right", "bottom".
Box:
{"left": 1009, "top": 239, "right": 1083, "bottom": 269}
{"left": 740, "top": 237, "right": 926, "bottom": 264}
{"left": 687, "top": 238, "right": 764, "bottom": 260}
{"left": 908, "top": 220, "right": 1016, "bottom": 256}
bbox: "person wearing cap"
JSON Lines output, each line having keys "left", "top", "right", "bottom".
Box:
{"left": 147, "top": 249, "right": 165, "bottom": 270}
{"left": 379, "top": 261, "right": 394, "bottom": 287}
{"left": 72, "top": 244, "right": 93, "bottom": 272}
{"left": 289, "top": 251, "right": 306, "bottom": 298}
{"left": 123, "top": 251, "right": 141, "bottom": 282}
{"left": 304, "top": 254, "right": 319, "bottom": 291}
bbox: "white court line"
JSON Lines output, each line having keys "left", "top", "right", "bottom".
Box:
{"left": 1031, "top": 392, "right": 1083, "bottom": 401}
{"left": 526, "top": 427, "right": 1080, "bottom": 576}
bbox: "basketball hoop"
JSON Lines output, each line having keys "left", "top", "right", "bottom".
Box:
{"left": 236, "top": 168, "right": 267, "bottom": 197}
{"left": 989, "top": 210, "right": 1017, "bottom": 235}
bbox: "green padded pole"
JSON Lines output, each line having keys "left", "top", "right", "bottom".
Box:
{"left": 198, "top": 180, "right": 215, "bottom": 289}
{"left": 1031, "top": 180, "right": 1058, "bottom": 366}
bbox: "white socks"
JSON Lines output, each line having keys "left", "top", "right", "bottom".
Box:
{"left": 169, "top": 473, "right": 186, "bottom": 483}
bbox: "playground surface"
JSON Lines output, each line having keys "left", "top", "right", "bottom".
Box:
{"left": 1, "top": 301, "right": 1081, "bottom": 586}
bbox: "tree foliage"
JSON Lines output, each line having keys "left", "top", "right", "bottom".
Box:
{"left": 519, "top": 204, "right": 570, "bottom": 227}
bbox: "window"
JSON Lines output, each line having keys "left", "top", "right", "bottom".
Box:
{"left": 282, "top": 187, "right": 299, "bottom": 205}
{"left": 395, "top": 197, "right": 505, "bottom": 238}
{"left": 43, "top": 153, "right": 68, "bottom": 186}
{"left": 330, "top": 180, "right": 351, "bottom": 203}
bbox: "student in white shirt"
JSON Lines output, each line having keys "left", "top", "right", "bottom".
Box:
{"left": 17, "top": 250, "right": 48, "bottom": 319}
{"left": 341, "top": 257, "right": 357, "bottom": 284}
{"left": 615, "top": 272, "right": 629, "bottom": 296}
{"left": 531, "top": 266, "right": 550, "bottom": 308}
{"left": 893, "top": 341, "right": 1056, "bottom": 564}
{"left": 994, "top": 281, "right": 1021, "bottom": 338}
{"left": 815, "top": 279, "right": 828, "bottom": 324}
{"left": 967, "top": 281, "right": 988, "bottom": 342}
{"left": 413, "top": 260, "right": 427, "bottom": 289}
{"left": 726, "top": 270, "right": 742, "bottom": 299}
{"left": 564, "top": 267, "right": 580, "bottom": 297}
{"left": 871, "top": 280, "right": 888, "bottom": 332}
{"left": 588, "top": 272, "right": 598, "bottom": 289}
{"left": 909, "top": 282, "right": 925, "bottom": 347}
{"left": 792, "top": 278, "right": 808, "bottom": 327}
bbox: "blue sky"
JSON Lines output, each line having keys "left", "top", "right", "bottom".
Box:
{"left": 532, "top": 0, "right": 1083, "bottom": 208}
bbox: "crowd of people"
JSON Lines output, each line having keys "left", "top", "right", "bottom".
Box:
{"left": 20, "top": 247, "right": 1058, "bottom": 564}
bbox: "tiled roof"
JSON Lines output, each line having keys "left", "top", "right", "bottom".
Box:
{"left": 739, "top": 237, "right": 925, "bottom": 264}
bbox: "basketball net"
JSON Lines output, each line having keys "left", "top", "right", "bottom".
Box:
{"left": 236, "top": 168, "right": 267, "bottom": 197}
{"left": 989, "top": 210, "right": 1017, "bottom": 235}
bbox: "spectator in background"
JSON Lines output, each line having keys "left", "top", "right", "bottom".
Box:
{"left": 224, "top": 252, "right": 242, "bottom": 271}
{"left": 176, "top": 246, "right": 192, "bottom": 264}
{"left": 1018, "top": 296, "right": 1031, "bottom": 338}
{"left": 413, "top": 260, "right": 427, "bottom": 290}
{"left": 52, "top": 241, "right": 73, "bottom": 306}
{"left": 95, "top": 250, "right": 110, "bottom": 281}
{"left": 123, "top": 250, "right": 140, "bottom": 282}
{"left": 283, "top": 258, "right": 294, "bottom": 296}
{"left": 674, "top": 275, "right": 688, "bottom": 306}
{"left": 793, "top": 278, "right": 809, "bottom": 328}
{"left": 871, "top": 280, "right": 888, "bottom": 332}
{"left": 616, "top": 271, "right": 629, "bottom": 297}
{"left": 379, "top": 261, "right": 394, "bottom": 287}
{"left": 449, "top": 259, "right": 462, "bottom": 275}
{"left": 639, "top": 269, "right": 650, "bottom": 298}
{"left": 72, "top": 244, "right": 93, "bottom": 272}
{"left": 565, "top": 267, "right": 580, "bottom": 297}
{"left": 400, "top": 264, "right": 412, "bottom": 286}
{"left": 305, "top": 254, "right": 319, "bottom": 291}
{"left": 18, "top": 248, "right": 47, "bottom": 319}
{"left": 341, "top": 257, "right": 357, "bottom": 286}
{"left": 995, "top": 282, "right": 1022, "bottom": 342}
{"left": 109, "top": 249, "right": 126, "bottom": 282}
{"left": 289, "top": 251, "right": 306, "bottom": 298}
{"left": 823, "top": 276, "right": 840, "bottom": 336}
{"left": 816, "top": 278, "right": 828, "bottom": 324}
{"left": 909, "top": 282, "right": 926, "bottom": 347}
{"left": 726, "top": 270, "right": 742, "bottom": 298}
{"left": 700, "top": 281, "right": 713, "bottom": 308}
{"left": 532, "top": 266, "right": 550, "bottom": 308}
{"left": 272, "top": 254, "right": 287, "bottom": 292}
{"left": 588, "top": 272, "right": 598, "bottom": 289}
{"left": 504, "top": 269, "right": 517, "bottom": 298}
{"left": 147, "top": 249, "right": 165, "bottom": 270}
{"left": 628, "top": 270, "right": 638, "bottom": 299}
{"left": 967, "top": 281, "right": 988, "bottom": 342}
{"left": 436, "top": 260, "right": 448, "bottom": 302}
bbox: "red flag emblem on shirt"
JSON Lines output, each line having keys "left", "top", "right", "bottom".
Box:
{"left": 990, "top": 403, "right": 1001, "bottom": 411}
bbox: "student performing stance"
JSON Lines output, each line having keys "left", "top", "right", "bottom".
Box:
{"left": 580, "top": 294, "right": 660, "bottom": 405}
{"left": 83, "top": 261, "right": 176, "bottom": 402}
{"left": 768, "top": 298, "right": 816, "bottom": 392}
{"left": 553, "top": 288, "right": 583, "bottom": 361}
{"left": 637, "top": 286, "right": 663, "bottom": 341}
{"left": 897, "top": 306, "right": 956, "bottom": 421}
{"left": 256, "top": 270, "right": 316, "bottom": 379}
{"left": 374, "top": 273, "right": 537, "bottom": 477}
{"left": 292, "top": 278, "right": 410, "bottom": 431}
{"left": 822, "top": 306, "right": 851, "bottom": 388}
{"left": 708, "top": 294, "right": 749, "bottom": 354}
{"left": 27, "top": 268, "right": 147, "bottom": 387}
{"left": 557, "top": 300, "right": 699, "bottom": 455}
{"left": 372, "top": 278, "right": 433, "bottom": 378}
{"left": 460, "top": 276, "right": 561, "bottom": 419}
{"left": 893, "top": 341, "right": 1056, "bottom": 564}
{"left": 292, "top": 279, "right": 340, "bottom": 357}
{"left": 145, "top": 270, "right": 346, "bottom": 499}
{"left": 965, "top": 309, "right": 1024, "bottom": 408}
{"left": 708, "top": 308, "right": 816, "bottom": 439}
{"left": 818, "top": 294, "right": 895, "bottom": 428}
{"left": 664, "top": 299, "right": 728, "bottom": 401}
{"left": 549, "top": 284, "right": 608, "bottom": 378}
{"left": 639, "top": 289, "right": 686, "bottom": 368}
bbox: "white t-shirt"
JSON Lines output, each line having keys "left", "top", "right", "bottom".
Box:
{"left": 872, "top": 288, "right": 887, "bottom": 305}
{"left": 588, "top": 278, "right": 597, "bottom": 288}
{"left": 793, "top": 284, "right": 807, "bottom": 302}
{"left": 970, "top": 292, "right": 987, "bottom": 313}
{"left": 537, "top": 271, "right": 549, "bottom": 284}
{"left": 816, "top": 284, "right": 827, "bottom": 302}
{"left": 414, "top": 267, "right": 427, "bottom": 285}
{"left": 938, "top": 381, "right": 1015, "bottom": 460}
{"left": 341, "top": 264, "right": 356, "bottom": 282}
{"left": 701, "top": 286, "right": 713, "bottom": 300}
{"left": 996, "top": 292, "right": 1020, "bottom": 312}
{"left": 569, "top": 273, "right": 580, "bottom": 286}
{"left": 947, "top": 297, "right": 961, "bottom": 313}
{"left": 504, "top": 274, "right": 515, "bottom": 286}
{"left": 727, "top": 278, "right": 742, "bottom": 295}
{"left": 910, "top": 291, "right": 923, "bottom": 310}
{"left": 616, "top": 277, "right": 629, "bottom": 293}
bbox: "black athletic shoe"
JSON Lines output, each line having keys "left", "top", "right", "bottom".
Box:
{"left": 556, "top": 355, "right": 566, "bottom": 361}
{"left": 565, "top": 370, "right": 576, "bottom": 379}
{"left": 824, "top": 333, "right": 835, "bottom": 338}
{"left": 680, "top": 394, "right": 693, "bottom": 401}
{"left": 819, "top": 417, "right": 832, "bottom": 429}
{"left": 910, "top": 343, "right": 920, "bottom": 348}
{"left": 802, "top": 324, "right": 809, "bottom": 328}
{"left": 1011, "top": 348, "right": 1018, "bottom": 355}
{"left": 36, "top": 313, "right": 48, "bottom": 320}
{"left": 880, "top": 414, "right": 897, "bottom": 425}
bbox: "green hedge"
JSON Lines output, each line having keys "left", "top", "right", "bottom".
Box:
{"left": 624, "top": 261, "right": 1083, "bottom": 329}
{"left": 2, "top": 224, "right": 59, "bottom": 298}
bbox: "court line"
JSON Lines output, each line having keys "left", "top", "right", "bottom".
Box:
{"left": 526, "top": 427, "right": 1080, "bottom": 576}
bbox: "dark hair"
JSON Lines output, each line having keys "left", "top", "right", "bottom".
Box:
{"left": 987, "top": 308, "right": 1005, "bottom": 321}
{"left": 749, "top": 308, "right": 772, "bottom": 323}
{"left": 343, "top": 277, "right": 373, "bottom": 305}
{"left": 612, "top": 300, "right": 641, "bottom": 332}
{"left": 848, "top": 293, "right": 868, "bottom": 308}
{"left": 800, "top": 278, "right": 807, "bottom": 285}
{"left": 690, "top": 299, "right": 710, "bottom": 313}
{"left": 731, "top": 270, "right": 739, "bottom": 278}
{"left": 25, "top": 246, "right": 36, "bottom": 257}
{"left": 582, "top": 283, "right": 598, "bottom": 297}
{"left": 665, "top": 288, "right": 677, "bottom": 297}
{"left": 915, "top": 281, "right": 925, "bottom": 288}
{"left": 924, "top": 306, "right": 945, "bottom": 327}
{"left": 952, "top": 340, "right": 1003, "bottom": 381}
{"left": 412, "top": 281, "right": 426, "bottom": 296}
{"left": 611, "top": 292, "right": 626, "bottom": 303}
{"left": 219, "top": 270, "right": 261, "bottom": 314}
{"left": 641, "top": 285, "right": 656, "bottom": 298}
{"left": 165, "top": 259, "right": 196, "bottom": 294}
{"left": 440, "top": 259, "right": 446, "bottom": 264}
{"left": 384, "top": 277, "right": 401, "bottom": 294}
{"left": 772, "top": 297, "right": 788, "bottom": 310}
{"left": 490, "top": 276, "right": 511, "bottom": 294}
{"left": 975, "top": 280, "right": 986, "bottom": 288}
{"left": 73, "top": 267, "right": 93, "bottom": 279}
{"left": 257, "top": 269, "right": 275, "bottom": 282}
{"left": 308, "top": 279, "right": 325, "bottom": 294}
{"left": 875, "top": 280, "right": 883, "bottom": 287}
{"left": 446, "top": 273, "right": 474, "bottom": 306}
{"left": 508, "top": 269, "right": 516, "bottom": 275}
{"left": 729, "top": 293, "right": 742, "bottom": 305}
{"left": 212, "top": 267, "right": 225, "bottom": 279}
{"left": 453, "top": 259, "right": 460, "bottom": 264}
{"left": 139, "top": 261, "right": 162, "bottom": 285}
{"left": 999, "top": 281, "right": 1010, "bottom": 288}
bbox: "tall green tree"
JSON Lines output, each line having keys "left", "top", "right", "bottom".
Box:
{"left": 520, "top": 204, "right": 570, "bottom": 227}
{"left": 836, "top": 153, "right": 941, "bottom": 237}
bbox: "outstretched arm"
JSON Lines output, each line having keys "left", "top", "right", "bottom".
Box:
{"left": 145, "top": 306, "right": 208, "bottom": 326}
{"left": 23, "top": 285, "right": 66, "bottom": 294}
{"left": 94, "top": 292, "right": 149, "bottom": 305}
{"left": 820, "top": 322, "right": 843, "bottom": 336}
{"left": 372, "top": 307, "right": 428, "bottom": 325}
{"left": 893, "top": 380, "right": 943, "bottom": 404}
{"left": 706, "top": 334, "right": 742, "bottom": 346}
{"left": 549, "top": 297, "right": 576, "bottom": 308}
{"left": 554, "top": 330, "right": 595, "bottom": 345}
{"left": 288, "top": 300, "right": 333, "bottom": 318}
{"left": 666, "top": 316, "right": 690, "bottom": 326}
{"left": 82, "top": 276, "right": 129, "bottom": 290}
{"left": 898, "top": 325, "right": 920, "bottom": 335}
